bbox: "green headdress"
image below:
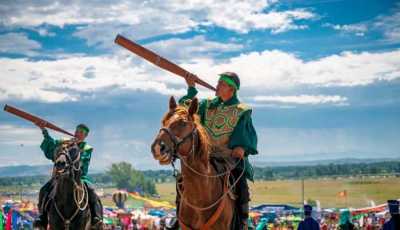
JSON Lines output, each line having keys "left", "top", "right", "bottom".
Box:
{"left": 219, "top": 72, "right": 240, "bottom": 90}
{"left": 76, "top": 124, "right": 90, "bottom": 135}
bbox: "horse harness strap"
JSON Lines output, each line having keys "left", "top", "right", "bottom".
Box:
{"left": 178, "top": 173, "right": 229, "bottom": 230}
{"left": 160, "top": 127, "right": 198, "bottom": 157}
{"left": 50, "top": 141, "right": 90, "bottom": 229}
{"left": 53, "top": 198, "right": 81, "bottom": 229}
{"left": 201, "top": 173, "right": 229, "bottom": 230}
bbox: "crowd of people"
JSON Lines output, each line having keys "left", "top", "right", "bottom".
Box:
{"left": 248, "top": 200, "right": 399, "bottom": 230}
{"left": 0, "top": 199, "right": 399, "bottom": 229}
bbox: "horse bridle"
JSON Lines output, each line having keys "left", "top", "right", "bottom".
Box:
{"left": 159, "top": 123, "right": 241, "bottom": 178}
{"left": 54, "top": 142, "right": 82, "bottom": 175}
{"left": 52, "top": 141, "right": 89, "bottom": 229}
{"left": 159, "top": 126, "right": 199, "bottom": 159}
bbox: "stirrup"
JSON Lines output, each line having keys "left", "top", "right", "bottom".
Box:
{"left": 91, "top": 219, "right": 104, "bottom": 230}
{"left": 33, "top": 218, "right": 47, "bottom": 229}
{"left": 240, "top": 219, "right": 248, "bottom": 230}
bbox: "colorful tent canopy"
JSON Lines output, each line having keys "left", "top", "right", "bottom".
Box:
{"left": 128, "top": 192, "right": 175, "bottom": 209}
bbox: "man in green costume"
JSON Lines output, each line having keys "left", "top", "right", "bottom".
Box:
{"left": 179, "top": 72, "right": 258, "bottom": 229}
{"left": 33, "top": 123, "right": 103, "bottom": 228}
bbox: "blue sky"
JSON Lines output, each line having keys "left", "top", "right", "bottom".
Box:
{"left": 0, "top": 0, "right": 399, "bottom": 170}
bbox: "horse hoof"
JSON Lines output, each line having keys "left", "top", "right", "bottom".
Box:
{"left": 91, "top": 220, "right": 104, "bottom": 230}
{"left": 33, "top": 220, "right": 47, "bottom": 230}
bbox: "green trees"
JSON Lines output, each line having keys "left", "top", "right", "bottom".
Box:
{"left": 107, "top": 162, "right": 157, "bottom": 195}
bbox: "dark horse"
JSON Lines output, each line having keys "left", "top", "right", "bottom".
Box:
{"left": 38, "top": 140, "right": 92, "bottom": 230}
{"left": 151, "top": 97, "right": 236, "bottom": 230}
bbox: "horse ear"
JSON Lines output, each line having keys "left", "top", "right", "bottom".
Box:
{"left": 188, "top": 97, "right": 198, "bottom": 116}
{"left": 169, "top": 96, "right": 177, "bottom": 111}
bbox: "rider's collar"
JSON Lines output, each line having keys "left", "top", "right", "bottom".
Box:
{"left": 210, "top": 94, "right": 239, "bottom": 108}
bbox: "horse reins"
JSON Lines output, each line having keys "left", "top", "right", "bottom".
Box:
{"left": 159, "top": 124, "right": 246, "bottom": 229}
{"left": 52, "top": 142, "right": 89, "bottom": 229}
{"left": 160, "top": 126, "right": 242, "bottom": 178}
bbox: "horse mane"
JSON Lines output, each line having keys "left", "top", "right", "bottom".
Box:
{"left": 162, "top": 105, "right": 210, "bottom": 161}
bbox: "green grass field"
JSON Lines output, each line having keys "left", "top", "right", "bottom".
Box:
{"left": 155, "top": 176, "right": 400, "bottom": 209}
{"left": 1, "top": 177, "right": 399, "bottom": 209}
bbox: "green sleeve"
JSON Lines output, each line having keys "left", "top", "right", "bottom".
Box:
{"left": 40, "top": 129, "right": 60, "bottom": 161}
{"left": 80, "top": 147, "right": 93, "bottom": 183}
{"left": 178, "top": 86, "right": 208, "bottom": 123}
{"left": 228, "top": 110, "right": 258, "bottom": 156}
{"left": 197, "top": 98, "right": 208, "bottom": 124}
{"left": 229, "top": 110, "right": 258, "bottom": 181}
{"left": 178, "top": 86, "right": 198, "bottom": 105}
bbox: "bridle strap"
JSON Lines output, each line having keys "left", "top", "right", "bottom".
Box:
{"left": 51, "top": 141, "right": 89, "bottom": 228}
{"left": 159, "top": 127, "right": 198, "bottom": 158}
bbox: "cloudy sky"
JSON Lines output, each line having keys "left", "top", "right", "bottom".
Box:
{"left": 0, "top": 0, "right": 399, "bottom": 170}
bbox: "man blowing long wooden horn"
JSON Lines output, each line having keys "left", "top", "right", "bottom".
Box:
{"left": 33, "top": 123, "right": 104, "bottom": 228}
{"left": 179, "top": 72, "right": 258, "bottom": 229}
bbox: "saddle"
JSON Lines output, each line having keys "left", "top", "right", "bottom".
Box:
{"left": 175, "top": 151, "right": 238, "bottom": 202}
{"left": 209, "top": 155, "right": 238, "bottom": 200}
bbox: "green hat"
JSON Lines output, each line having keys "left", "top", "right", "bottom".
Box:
{"left": 219, "top": 72, "right": 240, "bottom": 90}
{"left": 76, "top": 124, "right": 89, "bottom": 134}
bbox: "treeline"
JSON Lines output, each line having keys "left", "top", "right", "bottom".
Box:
{"left": 0, "top": 175, "right": 50, "bottom": 187}
{"left": 2, "top": 161, "right": 400, "bottom": 188}
{"left": 253, "top": 161, "right": 400, "bottom": 180}
{"left": 0, "top": 162, "right": 157, "bottom": 196}
{"left": 0, "top": 173, "right": 113, "bottom": 187}
{"left": 137, "top": 160, "right": 400, "bottom": 182}
{"left": 107, "top": 162, "right": 157, "bottom": 195}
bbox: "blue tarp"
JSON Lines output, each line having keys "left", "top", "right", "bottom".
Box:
{"left": 251, "top": 204, "right": 300, "bottom": 213}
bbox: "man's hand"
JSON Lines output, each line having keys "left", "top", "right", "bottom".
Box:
{"left": 35, "top": 121, "right": 47, "bottom": 130}
{"left": 185, "top": 74, "right": 196, "bottom": 87}
{"left": 231, "top": 147, "right": 245, "bottom": 159}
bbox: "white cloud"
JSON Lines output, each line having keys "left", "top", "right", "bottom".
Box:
{"left": 374, "top": 5, "right": 400, "bottom": 42}
{"left": 0, "top": 33, "right": 41, "bottom": 55}
{"left": 0, "top": 125, "right": 41, "bottom": 146}
{"left": 325, "top": 23, "right": 367, "bottom": 36}
{"left": 0, "top": 0, "right": 315, "bottom": 45}
{"left": 37, "top": 28, "right": 56, "bottom": 37}
{"left": 251, "top": 94, "right": 348, "bottom": 105}
{"left": 254, "top": 127, "right": 400, "bottom": 160}
{"left": 147, "top": 35, "right": 243, "bottom": 61}
{"left": 325, "top": 4, "right": 400, "bottom": 42}
{"left": 184, "top": 49, "right": 400, "bottom": 89}
{"left": 0, "top": 54, "right": 188, "bottom": 103}
{"left": 169, "top": 1, "right": 315, "bottom": 33}
{"left": 1, "top": 48, "right": 399, "bottom": 103}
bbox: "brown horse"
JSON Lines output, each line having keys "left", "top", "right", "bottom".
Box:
{"left": 151, "top": 97, "right": 235, "bottom": 230}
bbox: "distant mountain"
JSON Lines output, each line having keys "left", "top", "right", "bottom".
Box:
{"left": 0, "top": 164, "right": 52, "bottom": 177}
{"left": 0, "top": 164, "right": 103, "bottom": 177}
{"left": 253, "top": 158, "right": 399, "bottom": 167}
{"left": 252, "top": 152, "right": 400, "bottom": 167}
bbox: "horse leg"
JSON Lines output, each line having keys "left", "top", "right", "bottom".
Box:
{"left": 34, "top": 180, "right": 54, "bottom": 229}
{"left": 86, "top": 183, "right": 104, "bottom": 228}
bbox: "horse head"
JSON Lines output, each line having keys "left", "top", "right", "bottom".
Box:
{"left": 151, "top": 96, "right": 209, "bottom": 166}
{"left": 53, "top": 140, "right": 82, "bottom": 181}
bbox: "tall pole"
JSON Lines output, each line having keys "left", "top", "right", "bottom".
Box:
{"left": 301, "top": 178, "right": 305, "bottom": 218}
{"left": 301, "top": 178, "right": 305, "bottom": 204}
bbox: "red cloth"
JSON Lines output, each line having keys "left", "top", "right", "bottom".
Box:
{"left": 5, "top": 210, "right": 12, "bottom": 230}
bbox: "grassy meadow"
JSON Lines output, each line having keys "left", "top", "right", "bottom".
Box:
{"left": 155, "top": 176, "right": 400, "bottom": 209}
{"left": 1, "top": 177, "right": 399, "bottom": 209}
